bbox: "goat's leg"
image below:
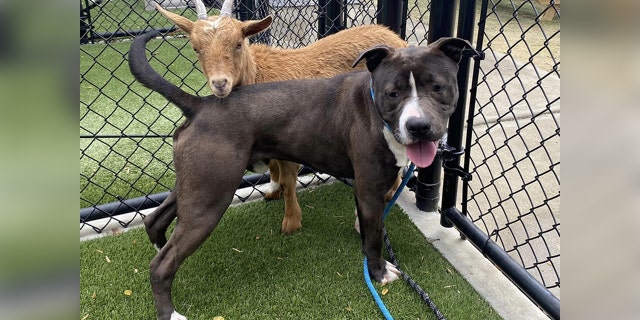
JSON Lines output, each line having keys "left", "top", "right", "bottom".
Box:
{"left": 144, "top": 191, "right": 178, "bottom": 251}
{"left": 263, "top": 159, "right": 282, "bottom": 200}
{"left": 384, "top": 174, "right": 402, "bottom": 202}
{"left": 279, "top": 160, "right": 302, "bottom": 234}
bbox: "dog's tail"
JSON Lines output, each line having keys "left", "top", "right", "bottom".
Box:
{"left": 128, "top": 30, "right": 202, "bottom": 118}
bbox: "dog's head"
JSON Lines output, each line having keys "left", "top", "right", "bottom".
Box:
{"left": 352, "top": 38, "right": 477, "bottom": 168}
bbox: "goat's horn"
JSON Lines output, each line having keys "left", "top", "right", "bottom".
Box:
{"left": 192, "top": 0, "right": 208, "bottom": 20}
{"left": 220, "top": 0, "right": 233, "bottom": 16}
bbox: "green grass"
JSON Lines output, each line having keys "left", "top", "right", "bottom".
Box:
{"left": 81, "top": 183, "right": 500, "bottom": 319}
{"left": 80, "top": 36, "right": 207, "bottom": 207}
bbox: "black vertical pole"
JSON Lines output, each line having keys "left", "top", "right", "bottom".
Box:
{"left": 376, "top": 0, "right": 406, "bottom": 36}
{"left": 323, "top": 0, "right": 344, "bottom": 37}
{"left": 318, "top": 0, "right": 327, "bottom": 37}
{"left": 238, "top": 0, "right": 255, "bottom": 21}
{"left": 440, "top": 0, "right": 477, "bottom": 227}
{"left": 414, "top": 0, "right": 457, "bottom": 214}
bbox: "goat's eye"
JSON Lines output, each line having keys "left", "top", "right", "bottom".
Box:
{"left": 386, "top": 91, "right": 399, "bottom": 99}
{"left": 432, "top": 84, "right": 443, "bottom": 92}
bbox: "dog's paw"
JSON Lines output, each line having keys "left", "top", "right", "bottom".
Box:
{"left": 170, "top": 310, "right": 187, "bottom": 320}
{"left": 380, "top": 261, "right": 401, "bottom": 285}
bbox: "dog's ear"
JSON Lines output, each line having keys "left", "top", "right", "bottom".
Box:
{"left": 429, "top": 37, "right": 480, "bottom": 64}
{"left": 352, "top": 45, "right": 394, "bottom": 72}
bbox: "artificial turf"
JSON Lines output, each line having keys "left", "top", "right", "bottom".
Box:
{"left": 80, "top": 182, "right": 500, "bottom": 319}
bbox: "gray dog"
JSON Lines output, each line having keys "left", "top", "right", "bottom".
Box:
{"left": 129, "top": 30, "right": 474, "bottom": 320}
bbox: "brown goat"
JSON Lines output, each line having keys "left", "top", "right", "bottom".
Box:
{"left": 151, "top": 0, "right": 408, "bottom": 237}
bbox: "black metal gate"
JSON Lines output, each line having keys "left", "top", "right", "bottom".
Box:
{"left": 80, "top": 0, "right": 560, "bottom": 317}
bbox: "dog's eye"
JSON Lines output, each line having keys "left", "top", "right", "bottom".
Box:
{"left": 193, "top": 48, "right": 200, "bottom": 54}
{"left": 432, "top": 84, "right": 443, "bottom": 92}
{"left": 387, "top": 91, "right": 399, "bottom": 99}
{"left": 235, "top": 43, "right": 243, "bottom": 50}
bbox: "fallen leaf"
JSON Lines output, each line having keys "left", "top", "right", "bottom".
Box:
{"left": 95, "top": 249, "right": 103, "bottom": 254}
{"left": 105, "top": 256, "right": 111, "bottom": 263}
{"left": 381, "top": 288, "right": 389, "bottom": 296}
{"left": 444, "top": 285, "right": 456, "bottom": 288}
{"left": 91, "top": 292, "right": 96, "bottom": 299}
{"left": 255, "top": 235, "right": 260, "bottom": 240}
{"left": 81, "top": 314, "right": 89, "bottom": 320}
{"left": 345, "top": 306, "right": 352, "bottom": 312}
{"left": 213, "top": 316, "right": 225, "bottom": 320}
{"left": 124, "top": 290, "right": 132, "bottom": 296}
{"left": 232, "top": 248, "right": 243, "bottom": 253}
{"left": 445, "top": 268, "right": 452, "bottom": 274}
{"left": 336, "top": 272, "right": 342, "bottom": 277}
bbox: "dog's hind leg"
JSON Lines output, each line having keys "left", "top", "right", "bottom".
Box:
{"left": 144, "top": 191, "right": 178, "bottom": 251}
{"left": 263, "top": 160, "right": 282, "bottom": 200}
{"left": 279, "top": 160, "right": 302, "bottom": 234}
{"left": 150, "top": 186, "right": 237, "bottom": 320}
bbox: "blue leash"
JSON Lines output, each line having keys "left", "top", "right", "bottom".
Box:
{"left": 363, "top": 163, "right": 445, "bottom": 320}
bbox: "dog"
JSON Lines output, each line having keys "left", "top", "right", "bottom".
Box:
{"left": 129, "top": 30, "right": 475, "bottom": 320}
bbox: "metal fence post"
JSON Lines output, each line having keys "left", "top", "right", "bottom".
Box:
{"left": 376, "top": 0, "right": 407, "bottom": 36}
{"left": 414, "top": 0, "right": 457, "bottom": 216}
{"left": 439, "top": 0, "right": 477, "bottom": 228}
{"left": 318, "top": 0, "right": 344, "bottom": 38}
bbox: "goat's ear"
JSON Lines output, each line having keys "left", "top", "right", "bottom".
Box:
{"left": 429, "top": 37, "right": 478, "bottom": 64}
{"left": 242, "top": 16, "right": 273, "bottom": 38}
{"left": 155, "top": 3, "right": 195, "bottom": 34}
{"left": 352, "top": 45, "right": 394, "bottom": 72}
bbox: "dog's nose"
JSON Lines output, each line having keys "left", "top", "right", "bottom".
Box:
{"left": 211, "top": 78, "right": 228, "bottom": 90}
{"left": 406, "top": 116, "right": 431, "bottom": 139}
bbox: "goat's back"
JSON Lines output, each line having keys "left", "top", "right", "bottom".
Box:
{"left": 250, "top": 25, "right": 407, "bottom": 83}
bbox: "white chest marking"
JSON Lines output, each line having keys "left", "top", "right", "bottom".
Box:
{"left": 383, "top": 127, "right": 409, "bottom": 167}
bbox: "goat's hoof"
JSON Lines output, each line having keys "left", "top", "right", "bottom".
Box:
{"left": 281, "top": 218, "right": 302, "bottom": 235}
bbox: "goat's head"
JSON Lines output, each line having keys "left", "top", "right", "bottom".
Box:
{"left": 155, "top": 0, "right": 272, "bottom": 97}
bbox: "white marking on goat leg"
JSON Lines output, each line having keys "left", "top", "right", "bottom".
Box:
{"left": 381, "top": 261, "right": 401, "bottom": 285}
{"left": 171, "top": 310, "right": 187, "bottom": 320}
{"left": 353, "top": 208, "right": 360, "bottom": 234}
{"left": 398, "top": 72, "right": 425, "bottom": 143}
{"left": 154, "top": 244, "right": 162, "bottom": 253}
{"left": 263, "top": 181, "right": 280, "bottom": 195}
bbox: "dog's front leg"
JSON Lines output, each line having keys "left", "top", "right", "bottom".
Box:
{"left": 354, "top": 185, "right": 401, "bottom": 284}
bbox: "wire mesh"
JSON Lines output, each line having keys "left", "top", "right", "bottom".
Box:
{"left": 465, "top": 0, "right": 560, "bottom": 298}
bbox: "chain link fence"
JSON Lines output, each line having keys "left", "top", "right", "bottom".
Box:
{"left": 464, "top": 0, "right": 560, "bottom": 300}
{"left": 80, "top": 0, "right": 559, "bottom": 314}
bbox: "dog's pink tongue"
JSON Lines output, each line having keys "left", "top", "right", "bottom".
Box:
{"left": 406, "top": 141, "right": 438, "bottom": 168}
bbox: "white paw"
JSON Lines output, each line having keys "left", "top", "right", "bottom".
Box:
{"left": 353, "top": 208, "right": 360, "bottom": 234}
{"left": 171, "top": 310, "right": 187, "bottom": 320}
{"left": 380, "top": 261, "right": 401, "bottom": 285}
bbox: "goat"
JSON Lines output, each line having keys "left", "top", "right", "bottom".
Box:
{"left": 144, "top": 0, "right": 408, "bottom": 249}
